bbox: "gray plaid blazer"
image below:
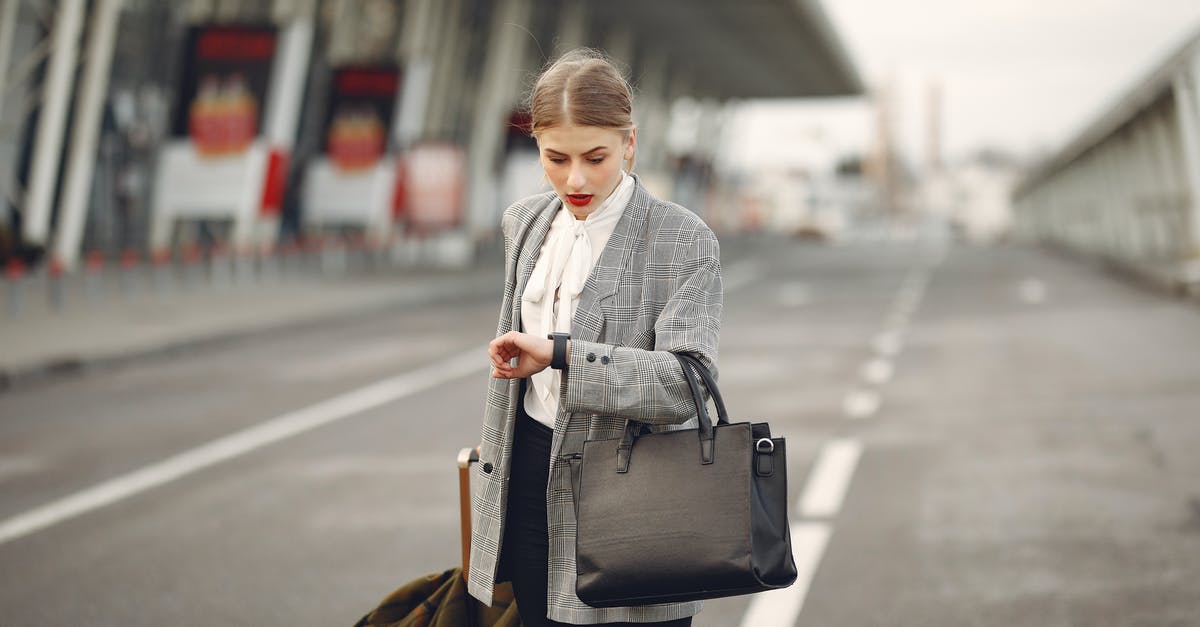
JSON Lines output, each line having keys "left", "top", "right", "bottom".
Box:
{"left": 467, "top": 176, "right": 722, "bottom": 624}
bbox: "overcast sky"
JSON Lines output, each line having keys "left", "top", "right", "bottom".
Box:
{"left": 724, "top": 1, "right": 1200, "bottom": 172}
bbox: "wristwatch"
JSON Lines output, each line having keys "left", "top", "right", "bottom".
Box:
{"left": 548, "top": 332, "right": 570, "bottom": 370}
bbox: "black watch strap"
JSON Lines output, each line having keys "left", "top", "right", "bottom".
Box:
{"left": 548, "top": 332, "right": 570, "bottom": 370}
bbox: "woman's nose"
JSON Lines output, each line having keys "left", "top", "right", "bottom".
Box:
{"left": 567, "top": 165, "right": 585, "bottom": 190}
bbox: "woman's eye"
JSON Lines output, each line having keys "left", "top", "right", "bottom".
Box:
{"left": 588, "top": 157, "right": 605, "bottom": 164}
{"left": 547, "top": 157, "right": 565, "bottom": 164}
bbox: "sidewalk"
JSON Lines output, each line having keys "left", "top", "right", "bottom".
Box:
{"left": 1, "top": 250, "right": 501, "bottom": 390}
{"left": 0, "top": 231, "right": 777, "bottom": 391}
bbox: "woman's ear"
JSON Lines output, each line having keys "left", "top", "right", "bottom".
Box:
{"left": 625, "top": 127, "right": 637, "bottom": 161}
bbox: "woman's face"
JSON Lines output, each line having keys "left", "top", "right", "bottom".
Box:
{"left": 537, "top": 124, "right": 636, "bottom": 219}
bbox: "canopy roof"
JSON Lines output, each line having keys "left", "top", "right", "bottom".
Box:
{"left": 594, "top": 0, "right": 863, "bottom": 99}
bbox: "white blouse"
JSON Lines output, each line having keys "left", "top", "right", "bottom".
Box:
{"left": 520, "top": 172, "right": 636, "bottom": 428}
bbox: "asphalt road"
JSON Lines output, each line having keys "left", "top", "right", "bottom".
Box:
{"left": 2, "top": 236, "right": 1198, "bottom": 626}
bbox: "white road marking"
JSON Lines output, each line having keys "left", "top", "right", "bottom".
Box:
{"left": 777, "top": 282, "right": 812, "bottom": 307}
{"left": 0, "top": 456, "right": 49, "bottom": 481}
{"left": 1019, "top": 278, "right": 1047, "bottom": 304}
{"left": 723, "top": 259, "right": 763, "bottom": 293}
{"left": 872, "top": 331, "right": 903, "bottom": 357}
{"left": 884, "top": 311, "right": 910, "bottom": 331}
{"left": 860, "top": 358, "right": 894, "bottom": 385}
{"left": 737, "top": 522, "right": 832, "bottom": 627}
{"left": 0, "top": 348, "right": 486, "bottom": 546}
{"left": 738, "top": 264, "right": 933, "bottom": 626}
{"left": 799, "top": 438, "right": 864, "bottom": 519}
{"left": 842, "top": 389, "right": 881, "bottom": 418}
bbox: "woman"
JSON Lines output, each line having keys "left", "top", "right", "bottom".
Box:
{"left": 469, "top": 48, "right": 722, "bottom": 626}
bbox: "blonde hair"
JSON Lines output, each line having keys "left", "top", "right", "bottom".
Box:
{"left": 528, "top": 48, "right": 636, "bottom": 170}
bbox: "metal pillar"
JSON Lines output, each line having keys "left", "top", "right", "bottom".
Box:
{"left": 0, "top": 0, "right": 20, "bottom": 122}
{"left": 633, "top": 50, "right": 666, "bottom": 169}
{"left": 554, "top": 0, "right": 586, "bottom": 55}
{"left": 52, "top": 0, "right": 123, "bottom": 269}
{"left": 425, "top": 0, "right": 465, "bottom": 140}
{"left": 1172, "top": 50, "right": 1200, "bottom": 258}
{"left": 394, "top": 0, "right": 436, "bottom": 147}
{"left": 22, "top": 0, "right": 84, "bottom": 247}
{"left": 231, "top": 5, "right": 314, "bottom": 250}
{"left": 1097, "top": 143, "right": 1124, "bottom": 257}
{"left": 466, "top": 0, "right": 531, "bottom": 237}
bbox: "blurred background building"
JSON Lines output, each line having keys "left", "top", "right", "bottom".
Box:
{"left": 0, "top": 0, "right": 863, "bottom": 273}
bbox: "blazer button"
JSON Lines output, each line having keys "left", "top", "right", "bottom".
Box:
{"left": 586, "top": 353, "right": 596, "bottom": 362}
{"left": 482, "top": 462, "right": 493, "bottom": 474}
{"left": 600, "top": 355, "right": 610, "bottom": 365}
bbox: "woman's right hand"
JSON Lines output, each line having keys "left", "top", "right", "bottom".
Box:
{"left": 489, "top": 330, "right": 555, "bottom": 379}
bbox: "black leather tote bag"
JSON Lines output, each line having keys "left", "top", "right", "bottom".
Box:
{"left": 573, "top": 352, "right": 797, "bottom": 607}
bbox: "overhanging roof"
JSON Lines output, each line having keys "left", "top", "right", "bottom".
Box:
{"left": 592, "top": 0, "right": 864, "bottom": 99}
{"left": 1015, "top": 23, "right": 1200, "bottom": 197}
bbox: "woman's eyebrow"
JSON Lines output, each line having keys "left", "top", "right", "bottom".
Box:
{"left": 543, "top": 146, "right": 607, "bottom": 156}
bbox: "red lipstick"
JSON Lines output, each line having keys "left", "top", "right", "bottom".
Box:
{"left": 566, "top": 194, "right": 593, "bottom": 207}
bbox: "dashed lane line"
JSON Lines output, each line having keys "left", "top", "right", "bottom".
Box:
{"left": 737, "top": 522, "right": 833, "bottom": 627}
{"left": 798, "top": 438, "right": 865, "bottom": 519}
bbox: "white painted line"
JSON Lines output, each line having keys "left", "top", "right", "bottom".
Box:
{"left": 872, "top": 331, "right": 903, "bottom": 357}
{"left": 884, "top": 311, "right": 910, "bottom": 331}
{"left": 799, "top": 438, "right": 864, "bottom": 518}
{"left": 860, "top": 358, "right": 894, "bottom": 385}
{"left": 777, "top": 282, "right": 811, "bottom": 307}
{"left": 842, "top": 389, "right": 881, "bottom": 419}
{"left": 738, "top": 522, "right": 832, "bottom": 627}
{"left": 723, "top": 259, "right": 763, "bottom": 293}
{"left": 0, "top": 348, "right": 486, "bottom": 546}
{"left": 1018, "top": 278, "right": 1047, "bottom": 304}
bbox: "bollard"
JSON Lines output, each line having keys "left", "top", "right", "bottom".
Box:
{"left": 181, "top": 244, "right": 203, "bottom": 291}
{"left": 119, "top": 248, "right": 141, "bottom": 300}
{"left": 234, "top": 246, "right": 256, "bottom": 287}
{"left": 48, "top": 257, "right": 66, "bottom": 312}
{"left": 348, "top": 233, "right": 367, "bottom": 273}
{"left": 210, "top": 243, "right": 231, "bottom": 291}
{"left": 151, "top": 248, "right": 172, "bottom": 298}
{"left": 279, "top": 239, "right": 301, "bottom": 281}
{"left": 260, "top": 243, "right": 280, "bottom": 284}
{"left": 5, "top": 258, "right": 25, "bottom": 318}
{"left": 84, "top": 250, "right": 106, "bottom": 302}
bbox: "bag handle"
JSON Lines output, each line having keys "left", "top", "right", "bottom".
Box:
{"left": 617, "top": 352, "right": 725, "bottom": 472}
{"left": 675, "top": 352, "right": 728, "bottom": 426}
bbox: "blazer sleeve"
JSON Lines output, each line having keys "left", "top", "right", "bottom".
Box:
{"left": 561, "top": 225, "right": 722, "bottom": 424}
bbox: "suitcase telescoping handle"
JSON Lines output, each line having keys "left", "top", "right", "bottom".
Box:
{"left": 457, "top": 446, "right": 481, "bottom": 579}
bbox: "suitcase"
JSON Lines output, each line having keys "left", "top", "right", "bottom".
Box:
{"left": 353, "top": 447, "right": 520, "bottom": 626}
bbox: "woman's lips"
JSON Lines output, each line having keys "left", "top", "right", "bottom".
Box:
{"left": 566, "top": 194, "right": 593, "bottom": 207}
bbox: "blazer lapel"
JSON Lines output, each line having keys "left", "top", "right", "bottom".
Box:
{"left": 571, "top": 176, "right": 652, "bottom": 343}
{"left": 512, "top": 198, "right": 559, "bottom": 331}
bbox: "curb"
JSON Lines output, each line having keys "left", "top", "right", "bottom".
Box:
{"left": 0, "top": 271, "right": 502, "bottom": 393}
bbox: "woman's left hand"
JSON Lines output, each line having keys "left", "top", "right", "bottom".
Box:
{"left": 489, "top": 331, "right": 554, "bottom": 379}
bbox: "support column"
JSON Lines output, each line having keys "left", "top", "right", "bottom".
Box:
{"left": 1172, "top": 51, "right": 1200, "bottom": 259}
{"left": 1147, "top": 107, "right": 1182, "bottom": 257}
{"left": 393, "top": 0, "right": 436, "bottom": 147}
{"left": 22, "top": 0, "right": 84, "bottom": 248}
{"left": 425, "top": 0, "right": 466, "bottom": 140}
{"left": 232, "top": 3, "right": 315, "bottom": 250}
{"left": 466, "top": 0, "right": 531, "bottom": 237}
{"left": 632, "top": 49, "right": 669, "bottom": 191}
{"left": 0, "top": 0, "right": 20, "bottom": 121}
{"left": 554, "top": 0, "right": 586, "bottom": 55}
{"left": 52, "top": 0, "right": 123, "bottom": 269}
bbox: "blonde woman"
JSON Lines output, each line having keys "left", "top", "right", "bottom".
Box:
{"left": 471, "top": 49, "right": 722, "bottom": 626}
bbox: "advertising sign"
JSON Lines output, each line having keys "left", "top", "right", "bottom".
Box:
{"left": 172, "top": 25, "right": 278, "bottom": 156}
{"left": 324, "top": 66, "right": 400, "bottom": 171}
